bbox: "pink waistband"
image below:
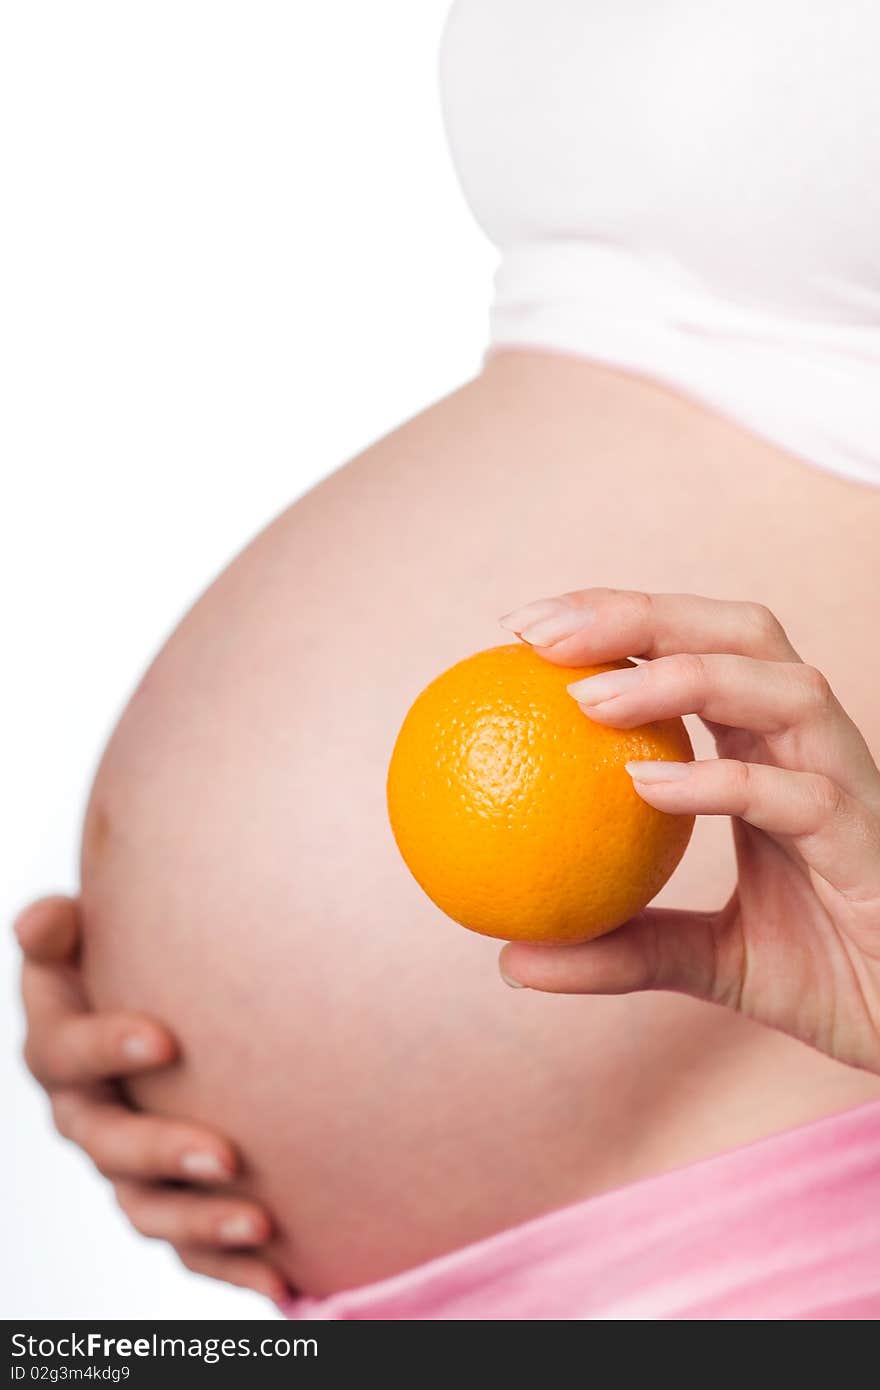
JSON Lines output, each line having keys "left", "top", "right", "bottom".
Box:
{"left": 285, "top": 1098, "right": 880, "bottom": 1320}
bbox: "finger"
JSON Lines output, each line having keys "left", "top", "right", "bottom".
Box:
{"left": 500, "top": 589, "right": 800, "bottom": 663}
{"left": 627, "top": 758, "right": 880, "bottom": 899}
{"left": 114, "top": 1180, "right": 272, "bottom": 1249}
{"left": 569, "top": 653, "right": 818, "bottom": 731}
{"left": 500, "top": 907, "right": 741, "bottom": 1008}
{"left": 175, "top": 1246, "right": 290, "bottom": 1303}
{"left": 51, "top": 1092, "right": 239, "bottom": 1184}
{"left": 567, "top": 654, "right": 880, "bottom": 798}
{"left": 14, "top": 897, "right": 80, "bottom": 964}
{"left": 22, "top": 963, "right": 176, "bottom": 1085}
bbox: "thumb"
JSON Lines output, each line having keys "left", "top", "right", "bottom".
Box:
{"left": 14, "top": 896, "right": 81, "bottom": 964}
{"left": 498, "top": 907, "right": 738, "bottom": 1007}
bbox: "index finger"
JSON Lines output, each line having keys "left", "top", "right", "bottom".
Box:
{"left": 501, "top": 589, "right": 801, "bottom": 665}
{"left": 21, "top": 957, "right": 177, "bottom": 1086}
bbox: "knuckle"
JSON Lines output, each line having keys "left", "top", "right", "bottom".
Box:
{"left": 611, "top": 589, "right": 654, "bottom": 641}
{"left": 669, "top": 651, "right": 707, "bottom": 688}
{"left": 628, "top": 589, "right": 655, "bottom": 626}
{"left": 798, "top": 664, "right": 834, "bottom": 714}
{"left": 115, "top": 1185, "right": 152, "bottom": 1233}
{"left": 131, "top": 1216, "right": 158, "bottom": 1239}
{"left": 113, "top": 1183, "right": 137, "bottom": 1217}
{"left": 21, "top": 1036, "right": 46, "bottom": 1083}
{"left": 177, "top": 1247, "right": 219, "bottom": 1276}
{"left": 560, "top": 588, "right": 594, "bottom": 613}
{"left": 50, "top": 1093, "right": 82, "bottom": 1141}
{"left": 726, "top": 759, "right": 754, "bottom": 807}
{"left": 743, "top": 602, "right": 786, "bottom": 652}
{"left": 641, "top": 916, "right": 666, "bottom": 991}
{"left": 56, "top": 1102, "right": 136, "bottom": 1175}
{"left": 73, "top": 1113, "right": 100, "bottom": 1157}
{"left": 91, "top": 1123, "right": 135, "bottom": 1176}
{"left": 809, "top": 774, "right": 845, "bottom": 823}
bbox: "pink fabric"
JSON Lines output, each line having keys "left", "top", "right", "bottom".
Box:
{"left": 285, "top": 1099, "right": 880, "bottom": 1320}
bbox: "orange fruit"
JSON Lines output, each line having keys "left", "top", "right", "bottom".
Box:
{"left": 386, "top": 644, "right": 694, "bottom": 943}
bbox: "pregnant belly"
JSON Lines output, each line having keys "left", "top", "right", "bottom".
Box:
{"left": 79, "top": 350, "right": 880, "bottom": 1296}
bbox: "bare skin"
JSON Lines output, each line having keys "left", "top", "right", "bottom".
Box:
{"left": 22, "top": 350, "right": 880, "bottom": 1298}
{"left": 502, "top": 588, "right": 880, "bottom": 1071}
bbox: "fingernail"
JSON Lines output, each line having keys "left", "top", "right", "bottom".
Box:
{"left": 500, "top": 967, "right": 526, "bottom": 990}
{"left": 219, "top": 1215, "right": 259, "bottom": 1245}
{"left": 500, "top": 599, "right": 590, "bottom": 648}
{"left": 568, "top": 665, "right": 645, "bottom": 705}
{"left": 625, "top": 760, "right": 693, "bottom": 782}
{"left": 180, "top": 1151, "right": 230, "bottom": 1182}
{"left": 121, "top": 1034, "right": 158, "bottom": 1062}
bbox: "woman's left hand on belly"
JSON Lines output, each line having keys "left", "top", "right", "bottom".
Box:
{"left": 499, "top": 589, "right": 880, "bottom": 1075}
{"left": 14, "top": 897, "right": 289, "bottom": 1303}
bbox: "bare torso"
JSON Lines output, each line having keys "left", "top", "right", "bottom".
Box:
{"left": 80, "top": 349, "right": 880, "bottom": 1296}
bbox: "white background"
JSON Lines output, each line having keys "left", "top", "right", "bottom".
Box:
{"left": 1, "top": 1, "right": 493, "bottom": 1319}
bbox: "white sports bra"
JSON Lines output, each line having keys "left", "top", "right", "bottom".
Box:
{"left": 438, "top": 0, "right": 880, "bottom": 485}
